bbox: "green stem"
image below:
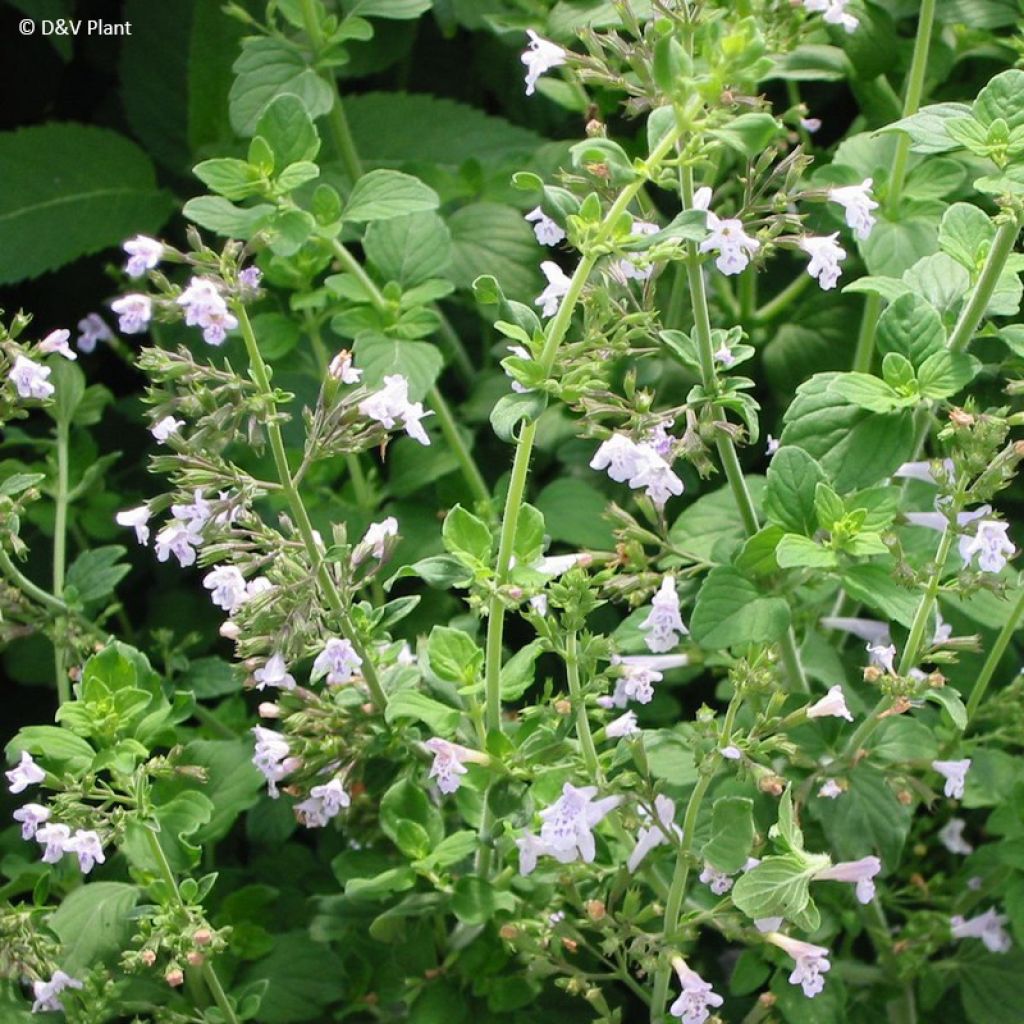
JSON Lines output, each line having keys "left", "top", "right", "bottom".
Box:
{"left": 235, "top": 303, "right": 388, "bottom": 710}
{"left": 428, "top": 386, "right": 492, "bottom": 516}
{"left": 143, "top": 829, "right": 240, "bottom": 1024}
{"left": 851, "top": 292, "right": 882, "bottom": 374}
{"left": 965, "top": 587, "right": 1024, "bottom": 725}
{"left": 0, "top": 548, "right": 70, "bottom": 617}
{"left": 754, "top": 270, "right": 813, "bottom": 326}
{"left": 53, "top": 420, "right": 70, "bottom": 706}
{"left": 947, "top": 217, "right": 1021, "bottom": 352}
{"left": 566, "top": 630, "right": 601, "bottom": 779}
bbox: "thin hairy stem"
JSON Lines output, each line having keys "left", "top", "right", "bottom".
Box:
{"left": 965, "top": 587, "right": 1024, "bottom": 726}
{"left": 52, "top": 420, "right": 70, "bottom": 705}
{"left": 566, "top": 629, "right": 601, "bottom": 780}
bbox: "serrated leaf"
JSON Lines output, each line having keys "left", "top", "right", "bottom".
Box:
{"left": 691, "top": 567, "right": 791, "bottom": 650}
{"left": 50, "top": 882, "right": 138, "bottom": 974}
{"left": 350, "top": 334, "right": 442, "bottom": 401}
{"left": 763, "top": 448, "right": 828, "bottom": 537}
{"left": 363, "top": 212, "right": 451, "bottom": 287}
{"left": 343, "top": 169, "right": 439, "bottom": 222}
{"left": 385, "top": 690, "right": 461, "bottom": 736}
{"left": 702, "top": 796, "right": 755, "bottom": 874}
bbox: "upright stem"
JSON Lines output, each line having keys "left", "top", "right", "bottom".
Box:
{"left": 143, "top": 829, "right": 240, "bottom": 1024}
{"left": 754, "top": 270, "right": 813, "bottom": 326}
{"left": 965, "top": 587, "right": 1024, "bottom": 725}
{"left": 428, "top": 386, "right": 493, "bottom": 516}
{"left": 853, "top": 0, "right": 937, "bottom": 372}
{"left": 565, "top": 630, "right": 601, "bottom": 780}
{"left": 52, "top": 420, "right": 70, "bottom": 706}
{"left": 235, "top": 304, "right": 388, "bottom": 709}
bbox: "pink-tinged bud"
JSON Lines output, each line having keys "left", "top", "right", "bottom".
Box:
{"left": 186, "top": 952, "right": 205, "bottom": 967}
{"left": 141, "top": 950, "right": 157, "bottom": 967}
{"left": 193, "top": 929, "right": 212, "bottom": 946}
{"left": 258, "top": 702, "right": 281, "bottom": 719}
{"left": 577, "top": 552, "right": 594, "bottom": 568}
{"left": 282, "top": 756, "right": 303, "bottom": 773}
{"left": 220, "top": 620, "right": 241, "bottom": 639}
{"left": 165, "top": 969, "right": 185, "bottom": 988}
{"left": 507, "top": 586, "right": 524, "bottom": 600}
{"left": 554, "top": 699, "right": 572, "bottom": 715}
{"left": 244, "top": 657, "right": 262, "bottom": 671}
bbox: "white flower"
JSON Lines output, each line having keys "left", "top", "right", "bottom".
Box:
{"left": 590, "top": 435, "right": 684, "bottom": 508}
{"left": 829, "top": 178, "right": 878, "bottom": 240}
{"left": 628, "top": 794, "right": 680, "bottom": 872}
{"left": 424, "top": 738, "right": 486, "bottom": 795}
{"left": 9, "top": 355, "right": 54, "bottom": 400}
{"left": 525, "top": 206, "right": 565, "bottom": 246}
{"left": 359, "top": 374, "right": 432, "bottom": 446}
{"left": 766, "top": 434, "right": 780, "bottom": 457}
{"left": 254, "top": 653, "right": 296, "bottom": 692}
{"left": 177, "top": 277, "right": 238, "bottom": 346}
{"left": 6, "top": 751, "right": 45, "bottom": 794}
{"left": 154, "top": 519, "right": 203, "bottom": 567}
{"left": 110, "top": 293, "right": 153, "bottom": 334}
{"left": 116, "top": 505, "right": 151, "bottom": 546}
{"left": 252, "top": 727, "right": 292, "bottom": 798}
{"left": 312, "top": 638, "right": 363, "bottom": 686}
{"left": 151, "top": 415, "right": 184, "bottom": 443}
{"left": 530, "top": 594, "right": 549, "bottom": 616}
{"left": 352, "top": 517, "right": 399, "bottom": 566}
{"left": 939, "top": 817, "right": 974, "bottom": 855}
{"left": 959, "top": 519, "right": 1014, "bottom": 574}
{"left": 933, "top": 758, "right": 971, "bottom": 799}
{"left": 814, "top": 855, "right": 881, "bottom": 903}
{"left": 801, "top": 117, "right": 822, "bottom": 133}
{"left": 721, "top": 745, "right": 742, "bottom": 760}
{"left": 698, "top": 202, "right": 760, "bottom": 275}
{"left": 804, "top": 0, "right": 859, "bottom": 33}
{"left": 611, "top": 220, "right": 661, "bottom": 283}
{"left": 31, "top": 970, "right": 83, "bottom": 1014}
{"left": 607, "top": 710, "right": 639, "bottom": 739}
{"left": 818, "top": 778, "right": 843, "bottom": 800}
{"left": 821, "top": 616, "right": 890, "bottom": 646}
{"left": 894, "top": 458, "right": 953, "bottom": 485}
{"left": 296, "top": 777, "right": 350, "bottom": 828}
{"left": 203, "top": 566, "right": 249, "bottom": 613}
{"left": 933, "top": 610, "right": 953, "bottom": 645}
{"left": 807, "top": 684, "right": 854, "bottom": 722}
{"left": 123, "top": 234, "right": 163, "bottom": 277}
{"left": 535, "top": 260, "right": 572, "bottom": 317}
{"left": 618, "top": 653, "right": 689, "bottom": 671}
{"left": 528, "top": 783, "right": 620, "bottom": 869}
{"left": 951, "top": 908, "right": 1012, "bottom": 953}
{"left": 766, "top": 932, "right": 832, "bottom": 998}
{"left": 714, "top": 342, "right": 735, "bottom": 367}
{"left": 328, "top": 350, "right": 361, "bottom": 384}
{"left": 246, "top": 576, "right": 273, "bottom": 599}
{"left": 65, "top": 829, "right": 105, "bottom": 873}
{"left": 641, "top": 576, "right": 688, "bottom": 654}
{"left": 799, "top": 233, "right": 847, "bottom": 290}
{"left": 699, "top": 863, "right": 734, "bottom": 895}
{"left": 755, "top": 916, "right": 785, "bottom": 933}
{"left": 867, "top": 642, "right": 897, "bottom": 675}
{"left": 38, "top": 328, "right": 77, "bottom": 361}
{"left": 522, "top": 30, "right": 565, "bottom": 96}
{"left": 76, "top": 313, "right": 113, "bottom": 353}
{"left": 669, "top": 957, "right": 724, "bottom": 1024}
{"left": 13, "top": 803, "right": 49, "bottom": 840}
{"left": 36, "top": 822, "right": 72, "bottom": 863}
{"left": 516, "top": 832, "right": 551, "bottom": 876}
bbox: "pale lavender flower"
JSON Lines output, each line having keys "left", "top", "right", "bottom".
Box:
{"left": 699, "top": 863, "right": 734, "bottom": 895}
{"left": 38, "top": 328, "right": 76, "bottom": 361}
{"left": 641, "top": 576, "right": 688, "bottom": 654}
{"left": 799, "top": 233, "right": 847, "bottom": 290}
{"left": 116, "top": 505, "right": 151, "bottom": 546}
{"left": 613, "top": 220, "right": 660, "bottom": 283}
{"left": 352, "top": 517, "right": 398, "bottom": 566}
{"left": 31, "top": 970, "right": 83, "bottom": 1014}
{"left": 516, "top": 832, "right": 551, "bottom": 876}
{"left": 628, "top": 794, "right": 680, "bottom": 872}
{"left": 648, "top": 421, "right": 676, "bottom": 458}
{"left": 960, "top": 520, "right": 1014, "bottom": 574}
{"left": 9, "top": 355, "right": 54, "bottom": 400}
{"left": 110, "top": 294, "right": 152, "bottom": 334}
{"left": 328, "top": 350, "right": 361, "bottom": 384}
{"left": 807, "top": 685, "right": 854, "bottom": 722}
{"left": 765, "top": 434, "right": 780, "bottom": 457}
{"left": 13, "top": 803, "right": 49, "bottom": 840}
{"left": 6, "top": 751, "right": 45, "bottom": 794}
{"left": 66, "top": 829, "right": 105, "bottom": 874}
{"left": 695, "top": 188, "right": 760, "bottom": 275}
{"left": 238, "top": 266, "right": 263, "bottom": 293}
{"left": 123, "top": 234, "right": 163, "bottom": 277}
{"left": 755, "top": 916, "right": 785, "bottom": 932}
{"left": 618, "top": 654, "right": 690, "bottom": 671}
{"left": 766, "top": 932, "right": 832, "bottom": 997}
{"left": 800, "top": 117, "right": 822, "bottom": 133}
{"left": 530, "top": 594, "right": 549, "bottom": 616}
{"left": 894, "top": 458, "right": 953, "bottom": 485}
{"left": 535, "top": 260, "right": 572, "bottom": 317}
{"left": 814, "top": 855, "right": 881, "bottom": 903}
{"left": 607, "top": 710, "right": 639, "bottom": 739}
{"left": 822, "top": 616, "right": 890, "bottom": 646}
{"left": 933, "top": 759, "right": 971, "bottom": 799}
{"left": 525, "top": 206, "right": 565, "bottom": 246}
{"left": 951, "top": 908, "right": 1012, "bottom": 953}
{"left": 35, "top": 822, "right": 72, "bottom": 863}
{"left": 804, "top": 0, "right": 859, "bottom": 32}
{"left": 714, "top": 342, "right": 735, "bottom": 367}
{"left": 867, "top": 642, "right": 897, "bottom": 675}
{"left": 296, "top": 778, "right": 350, "bottom": 828}
{"left": 151, "top": 415, "right": 184, "bottom": 443}
{"left": 668, "top": 957, "right": 724, "bottom": 1024}
{"left": 254, "top": 653, "right": 296, "bottom": 692}
{"left": 522, "top": 30, "right": 566, "bottom": 96}
{"left": 590, "top": 434, "right": 683, "bottom": 507}
{"left": 829, "top": 179, "right": 878, "bottom": 240}
{"left": 424, "top": 738, "right": 486, "bottom": 795}
{"left": 359, "top": 374, "right": 432, "bottom": 445}
{"left": 203, "top": 566, "right": 248, "bottom": 613}
{"left": 252, "top": 726, "right": 292, "bottom": 798}
{"left": 934, "top": 610, "right": 953, "bottom": 645}
{"left": 311, "top": 638, "right": 362, "bottom": 686}
{"left": 537, "top": 783, "right": 620, "bottom": 865}
{"left": 154, "top": 519, "right": 203, "bottom": 567}
{"left": 620, "top": 663, "right": 662, "bottom": 704}
{"left": 177, "top": 277, "right": 238, "bottom": 346}
{"left": 818, "top": 778, "right": 843, "bottom": 800}
{"left": 939, "top": 818, "right": 973, "bottom": 855}
{"left": 721, "top": 746, "right": 742, "bottom": 760}
{"left": 76, "top": 313, "right": 113, "bottom": 353}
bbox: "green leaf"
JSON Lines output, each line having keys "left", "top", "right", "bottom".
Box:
{"left": 254, "top": 93, "right": 320, "bottom": 168}
{"left": 64, "top": 546, "right": 129, "bottom": 604}
{"left": 776, "top": 534, "right": 838, "bottom": 569}
{"left": 349, "top": 0, "right": 432, "bottom": 18}
{"left": 50, "top": 882, "right": 138, "bottom": 974}
{"left": 180, "top": 739, "right": 264, "bottom": 843}
{"left": 708, "top": 113, "right": 780, "bottom": 158}
{"left": 343, "top": 169, "right": 439, "bottom": 222}
{"left": 535, "top": 478, "right": 615, "bottom": 549}
{"left": 7, "top": 726, "right": 95, "bottom": 773}
{"left": 882, "top": 102, "right": 972, "bottom": 154}
{"left": 827, "top": 372, "right": 905, "bottom": 414}
{"left": 442, "top": 505, "right": 492, "bottom": 564}
{"left": 449, "top": 202, "right": 541, "bottom": 300}
{"left": 904, "top": 158, "right": 966, "bottom": 200}
{"left": 49, "top": 358, "right": 85, "bottom": 424}
{"left": 385, "top": 690, "right": 461, "bottom": 736}
{"left": 192, "top": 157, "right": 263, "bottom": 200}
{"left": 500, "top": 640, "right": 544, "bottom": 701}
{"left": 973, "top": 69, "right": 1024, "bottom": 131}
{"left": 419, "top": 831, "right": 478, "bottom": 871}
{"left": 924, "top": 688, "right": 967, "bottom": 731}
{"left": 876, "top": 293, "right": 946, "bottom": 369}
{"left": 763, "top": 448, "right": 828, "bottom": 537}
{"left": 490, "top": 391, "right": 547, "bottom": 444}
{"left": 380, "top": 777, "right": 444, "bottom": 849}
{"left": 228, "top": 37, "right": 334, "bottom": 136}
{"left": 364, "top": 212, "right": 451, "bottom": 287}
{"left": 669, "top": 479, "right": 767, "bottom": 563}
{"left": 691, "top": 566, "right": 791, "bottom": 650}
{"left": 902, "top": 254, "right": 970, "bottom": 318}
{"left": 958, "top": 947, "right": 1024, "bottom": 1024}
{"left": 916, "top": 349, "right": 980, "bottom": 399}
{"left": 702, "top": 797, "right": 756, "bottom": 874}
{"left": 841, "top": 564, "right": 918, "bottom": 627}
{"left": 512, "top": 504, "right": 545, "bottom": 566}
{"left": 182, "top": 195, "right": 274, "bottom": 237}
{"left": 426, "top": 626, "right": 483, "bottom": 687}
{"left": 731, "top": 854, "right": 819, "bottom": 923}
{"left": 863, "top": 210, "right": 941, "bottom": 278}
{"left": 451, "top": 876, "right": 515, "bottom": 925}
{"left": 350, "top": 334, "right": 442, "bottom": 401}
{"left": 0, "top": 124, "right": 173, "bottom": 284}
{"left": 644, "top": 730, "right": 697, "bottom": 786}
{"left": 780, "top": 373, "right": 916, "bottom": 491}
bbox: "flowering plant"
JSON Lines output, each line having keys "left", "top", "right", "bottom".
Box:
{"left": 3, "top": 2, "right": 1024, "bottom": 1023}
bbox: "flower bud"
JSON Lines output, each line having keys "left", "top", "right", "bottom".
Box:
{"left": 186, "top": 952, "right": 205, "bottom": 967}
{"left": 499, "top": 924, "right": 520, "bottom": 941}
{"left": 141, "top": 950, "right": 157, "bottom": 967}
{"left": 863, "top": 665, "right": 882, "bottom": 682}
{"left": 585, "top": 899, "right": 606, "bottom": 921}
{"left": 282, "top": 756, "right": 303, "bottom": 773}
{"left": 193, "top": 928, "right": 213, "bottom": 946}
{"left": 258, "top": 702, "right": 281, "bottom": 719}
{"left": 949, "top": 408, "right": 974, "bottom": 428}
{"left": 220, "top": 620, "right": 241, "bottom": 640}
{"left": 554, "top": 699, "right": 572, "bottom": 715}
{"left": 758, "top": 774, "right": 785, "bottom": 796}
{"left": 896, "top": 788, "right": 913, "bottom": 806}
{"left": 165, "top": 968, "right": 185, "bottom": 988}
{"left": 561, "top": 937, "right": 579, "bottom": 953}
